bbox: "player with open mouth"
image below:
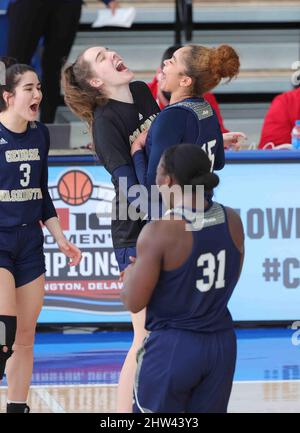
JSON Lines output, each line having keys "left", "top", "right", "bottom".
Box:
{"left": 0, "top": 58, "right": 82, "bottom": 413}
{"left": 62, "top": 46, "right": 160, "bottom": 412}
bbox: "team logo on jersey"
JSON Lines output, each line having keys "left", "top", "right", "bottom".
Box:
{"left": 0, "top": 138, "right": 8, "bottom": 145}
{"left": 129, "top": 113, "right": 158, "bottom": 145}
{"left": 138, "top": 113, "right": 143, "bottom": 120}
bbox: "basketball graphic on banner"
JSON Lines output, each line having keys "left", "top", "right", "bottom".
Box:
{"left": 58, "top": 170, "right": 93, "bottom": 205}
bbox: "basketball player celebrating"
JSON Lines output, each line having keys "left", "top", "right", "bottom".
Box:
{"left": 118, "top": 45, "right": 240, "bottom": 410}
{"left": 62, "top": 47, "right": 160, "bottom": 412}
{"left": 0, "top": 60, "right": 82, "bottom": 413}
{"left": 131, "top": 44, "right": 241, "bottom": 187}
{"left": 122, "top": 144, "right": 245, "bottom": 413}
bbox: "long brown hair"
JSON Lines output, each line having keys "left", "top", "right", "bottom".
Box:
{"left": 182, "top": 44, "right": 240, "bottom": 96}
{"left": 62, "top": 51, "right": 108, "bottom": 128}
{"left": 0, "top": 58, "right": 36, "bottom": 112}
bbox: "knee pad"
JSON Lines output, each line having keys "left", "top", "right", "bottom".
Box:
{"left": 0, "top": 315, "right": 17, "bottom": 380}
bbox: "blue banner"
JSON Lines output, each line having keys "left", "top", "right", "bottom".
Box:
{"left": 38, "top": 155, "right": 300, "bottom": 323}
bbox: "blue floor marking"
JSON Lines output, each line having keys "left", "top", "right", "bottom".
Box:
{"left": 1, "top": 328, "right": 299, "bottom": 386}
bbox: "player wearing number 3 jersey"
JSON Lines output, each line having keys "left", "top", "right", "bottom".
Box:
{"left": 0, "top": 59, "right": 82, "bottom": 413}
{"left": 122, "top": 144, "right": 244, "bottom": 413}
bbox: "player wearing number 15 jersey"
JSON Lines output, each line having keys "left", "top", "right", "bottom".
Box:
{"left": 0, "top": 60, "right": 82, "bottom": 413}
{"left": 131, "top": 44, "right": 240, "bottom": 189}
{"left": 122, "top": 144, "right": 244, "bottom": 413}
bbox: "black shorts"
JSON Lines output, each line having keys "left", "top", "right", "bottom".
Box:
{"left": 0, "top": 223, "right": 46, "bottom": 288}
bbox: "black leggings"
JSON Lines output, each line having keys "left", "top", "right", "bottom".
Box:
{"left": 7, "top": 0, "right": 82, "bottom": 123}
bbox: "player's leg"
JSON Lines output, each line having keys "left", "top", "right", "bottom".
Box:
{"left": 186, "top": 329, "right": 237, "bottom": 413}
{"left": 5, "top": 274, "right": 45, "bottom": 413}
{"left": 5, "top": 223, "right": 46, "bottom": 412}
{"left": 0, "top": 268, "right": 17, "bottom": 384}
{"left": 115, "top": 246, "right": 148, "bottom": 413}
{"left": 133, "top": 329, "right": 192, "bottom": 413}
{"left": 40, "top": 0, "right": 82, "bottom": 123}
{"left": 117, "top": 309, "right": 148, "bottom": 412}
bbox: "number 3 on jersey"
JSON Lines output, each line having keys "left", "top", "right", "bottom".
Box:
{"left": 196, "top": 250, "right": 226, "bottom": 292}
{"left": 20, "top": 163, "right": 31, "bottom": 187}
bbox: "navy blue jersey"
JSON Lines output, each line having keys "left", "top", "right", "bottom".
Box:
{"left": 145, "top": 97, "right": 225, "bottom": 188}
{"left": 0, "top": 121, "right": 57, "bottom": 228}
{"left": 146, "top": 202, "right": 241, "bottom": 333}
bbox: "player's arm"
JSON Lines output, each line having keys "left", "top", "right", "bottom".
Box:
{"left": 44, "top": 217, "right": 82, "bottom": 266}
{"left": 113, "top": 164, "right": 148, "bottom": 215}
{"left": 132, "top": 149, "right": 147, "bottom": 186}
{"left": 225, "top": 207, "right": 245, "bottom": 278}
{"left": 146, "top": 109, "right": 185, "bottom": 187}
{"left": 213, "top": 123, "right": 225, "bottom": 170}
{"left": 40, "top": 125, "right": 57, "bottom": 223}
{"left": 121, "top": 222, "right": 164, "bottom": 313}
{"left": 94, "top": 117, "right": 149, "bottom": 214}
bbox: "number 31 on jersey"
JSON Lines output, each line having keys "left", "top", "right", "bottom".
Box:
{"left": 196, "top": 250, "right": 226, "bottom": 292}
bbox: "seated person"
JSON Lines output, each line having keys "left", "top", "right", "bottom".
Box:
{"left": 258, "top": 86, "right": 300, "bottom": 149}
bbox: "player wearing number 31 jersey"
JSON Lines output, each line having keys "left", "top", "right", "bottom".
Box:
{"left": 122, "top": 144, "right": 244, "bottom": 413}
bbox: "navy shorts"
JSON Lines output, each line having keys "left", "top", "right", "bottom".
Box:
{"left": 133, "top": 327, "right": 237, "bottom": 413}
{"left": 0, "top": 223, "right": 46, "bottom": 288}
{"left": 114, "top": 246, "right": 137, "bottom": 272}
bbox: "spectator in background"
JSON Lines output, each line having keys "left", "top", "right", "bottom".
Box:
{"left": 6, "top": 0, "right": 118, "bottom": 123}
{"left": 148, "top": 45, "right": 230, "bottom": 134}
{"left": 258, "top": 86, "right": 300, "bottom": 149}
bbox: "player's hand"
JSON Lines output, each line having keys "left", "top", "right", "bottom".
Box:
{"left": 131, "top": 130, "right": 148, "bottom": 156}
{"left": 58, "top": 239, "right": 82, "bottom": 266}
{"left": 223, "top": 132, "right": 247, "bottom": 150}
{"left": 107, "top": 0, "right": 119, "bottom": 15}
{"left": 119, "top": 256, "right": 136, "bottom": 282}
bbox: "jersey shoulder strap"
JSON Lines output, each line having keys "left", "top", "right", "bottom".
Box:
{"left": 164, "top": 202, "right": 225, "bottom": 232}
{"left": 164, "top": 100, "right": 214, "bottom": 143}
{"left": 164, "top": 100, "right": 214, "bottom": 120}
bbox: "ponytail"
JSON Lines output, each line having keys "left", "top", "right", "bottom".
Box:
{"left": 182, "top": 44, "right": 240, "bottom": 95}
{"left": 62, "top": 54, "right": 108, "bottom": 129}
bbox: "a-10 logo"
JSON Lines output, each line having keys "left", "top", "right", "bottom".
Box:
{"left": 56, "top": 208, "right": 111, "bottom": 231}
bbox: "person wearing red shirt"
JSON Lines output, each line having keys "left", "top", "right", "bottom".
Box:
{"left": 258, "top": 87, "right": 300, "bottom": 149}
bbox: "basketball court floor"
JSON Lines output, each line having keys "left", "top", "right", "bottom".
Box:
{"left": 0, "top": 327, "right": 299, "bottom": 413}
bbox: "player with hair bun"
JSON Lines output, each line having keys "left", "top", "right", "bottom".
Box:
{"left": 0, "top": 58, "right": 82, "bottom": 413}
{"left": 132, "top": 44, "right": 242, "bottom": 187}
{"left": 122, "top": 143, "right": 245, "bottom": 413}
